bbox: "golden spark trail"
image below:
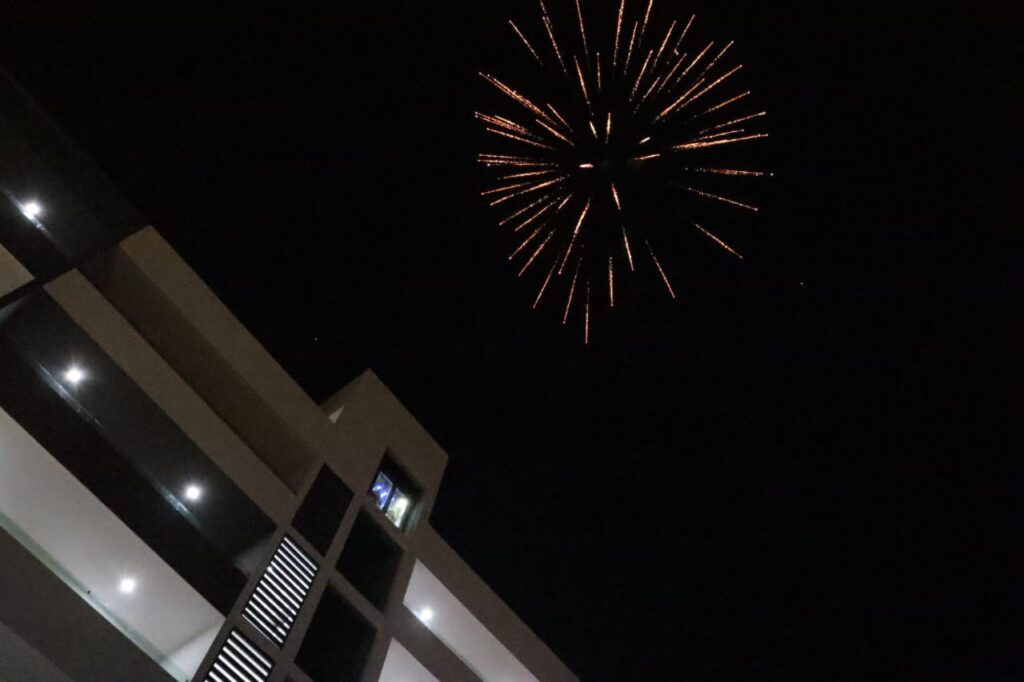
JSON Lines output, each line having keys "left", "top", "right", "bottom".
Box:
{"left": 499, "top": 194, "right": 553, "bottom": 225}
{"left": 685, "top": 186, "right": 759, "bottom": 211}
{"left": 671, "top": 41, "right": 713, "bottom": 89}
{"left": 700, "top": 90, "right": 751, "bottom": 116}
{"left": 511, "top": 198, "right": 558, "bottom": 232}
{"left": 697, "top": 111, "right": 766, "bottom": 135}
{"left": 479, "top": 117, "right": 548, "bottom": 143}
{"left": 652, "top": 20, "right": 676, "bottom": 69}
{"left": 612, "top": 0, "right": 625, "bottom": 71}
{"left": 542, "top": 12, "right": 568, "bottom": 77}
{"left": 534, "top": 118, "right": 574, "bottom": 145}
{"left": 479, "top": 153, "right": 554, "bottom": 166}
{"left": 608, "top": 256, "right": 615, "bottom": 307}
{"left": 478, "top": 154, "right": 548, "bottom": 164}
{"left": 563, "top": 258, "right": 581, "bottom": 324}
{"left": 695, "top": 129, "right": 747, "bottom": 142}
{"left": 480, "top": 73, "right": 548, "bottom": 118}
{"left": 596, "top": 52, "right": 602, "bottom": 92}
{"left": 658, "top": 51, "right": 689, "bottom": 89}
{"left": 683, "top": 167, "right": 769, "bottom": 177}
{"left": 510, "top": 223, "right": 546, "bottom": 259}
{"left": 533, "top": 258, "right": 560, "bottom": 308}
{"left": 672, "top": 132, "right": 767, "bottom": 150}
{"left": 610, "top": 182, "right": 622, "bottom": 210}
{"left": 663, "top": 14, "right": 693, "bottom": 80}
{"left": 606, "top": 112, "right": 613, "bottom": 138}
{"left": 670, "top": 31, "right": 686, "bottom": 59}
{"left": 646, "top": 239, "right": 676, "bottom": 298}
{"left": 574, "top": 0, "right": 590, "bottom": 59}
{"left": 560, "top": 199, "right": 592, "bottom": 273}
{"left": 479, "top": 153, "right": 542, "bottom": 161}
{"left": 624, "top": 22, "right": 639, "bottom": 74}
{"left": 639, "top": 73, "right": 663, "bottom": 103}
{"left": 574, "top": 58, "right": 593, "bottom": 112}
{"left": 490, "top": 176, "right": 565, "bottom": 206}
{"left": 479, "top": 158, "right": 554, "bottom": 168}
{"left": 546, "top": 104, "right": 572, "bottom": 131}
{"left": 678, "top": 64, "right": 743, "bottom": 110}
{"left": 513, "top": 197, "right": 559, "bottom": 232}
{"left": 692, "top": 221, "right": 744, "bottom": 259}
{"left": 483, "top": 122, "right": 546, "bottom": 143}
{"left": 518, "top": 228, "right": 557, "bottom": 276}
{"left": 622, "top": 224, "right": 635, "bottom": 270}
{"left": 509, "top": 21, "right": 543, "bottom": 64}
{"left": 474, "top": 112, "right": 532, "bottom": 135}
{"left": 631, "top": 152, "right": 661, "bottom": 161}
{"left": 656, "top": 78, "right": 705, "bottom": 121}
{"left": 484, "top": 127, "right": 555, "bottom": 150}
{"left": 589, "top": 120, "right": 599, "bottom": 138}
{"left": 640, "top": 0, "right": 654, "bottom": 47}
{"left": 499, "top": 169, "right": 560, "bottom": 181}
{"left": 630, "top": 51, "right": 654, "bottom": 101}
{"left": 481, "top": 181, "right": 534, "bottom": 196}
{"left": 697, "top": 40, "right": 734, "bottom": 81}
{"left": 483, "top": 124, "right": 549, "bottom": 146}
{"left": 491, "top": 113, "right": 539, "bottom": 134}
{"left": 679, "top": 14, "right": 695, "bottom": 44}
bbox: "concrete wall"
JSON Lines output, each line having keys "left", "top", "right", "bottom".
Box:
{"left": 0, "top": 243, "right": 32, "bottom": 297}
{"left": 85, "top": 228, "right": 323, "bottom": 493}
{"left": 0, "top": 621, "right": 75, "bottom": 682}
{"left": 45, "top": 270, "right": 295, "bottom": 526}
{"left": 57, "top": 228, "right": 575, "bottom": 682}
{"left": 0, "top": 527, "right": 173, "bottom": 682}
{"left": 414, "top": 527, "right": 578, "bottom": 682}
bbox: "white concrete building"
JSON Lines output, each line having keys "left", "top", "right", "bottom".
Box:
{"left": 0, "top": 68, "right": 577, "bottom": 682}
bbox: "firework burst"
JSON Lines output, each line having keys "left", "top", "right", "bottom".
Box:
{"left": 478, "top": 0, "right": 770, "bottom": 342}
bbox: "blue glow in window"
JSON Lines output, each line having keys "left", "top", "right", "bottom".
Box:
{"left": 370, "top": 473, "right": 393, "bottom": 511}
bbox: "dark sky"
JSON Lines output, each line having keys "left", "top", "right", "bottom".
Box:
{"left": 3, "top": 2, "right": 1023, "bottom": 680}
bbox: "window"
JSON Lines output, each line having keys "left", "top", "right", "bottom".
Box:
{"left": 337, "top": 511, "right": 403, "bottom": 610}
{"left": 368, "top": 460, "right": 419, "bottom": 531}
{"left": 370, "top": 472, "right": 394, "bottom": 510}
{"left": 386, "top": 493, "right": 412, "bottom": 528}
{"left": 295, "top": 587, "right": 375, "bottom": 682}
{"left": 242, "top": 536, "right": 318, "bottom": 646}
{"left": 203, "top": 630, "right": 273, "bottom": 682}
{"left": 293, "top": 466, "right": 353, "bottom": 555}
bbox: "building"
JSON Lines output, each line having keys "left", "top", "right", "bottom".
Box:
{"left": 0, "top": 69, "right": 578, "bottom": 682}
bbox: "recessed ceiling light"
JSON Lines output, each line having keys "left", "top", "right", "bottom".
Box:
{"left": 184, "top": 484, "right": 203, "bottom": 502}
{"left": 119, "top": 577, "right": 137, "bottom": 594}
{"left": 20, "top": 201, "right": 42, "bottom": 219}
{"left": 418, "top": 607, "right": 434, "bottom": 623}
{"left": 63, "top": 366, "right": 85, "bottom": 385}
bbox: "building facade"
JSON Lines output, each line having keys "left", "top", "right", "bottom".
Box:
{"left": 0, "top": 70, "right": 577, "bottom": 682}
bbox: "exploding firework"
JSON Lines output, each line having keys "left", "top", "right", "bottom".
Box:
{"left": 478, "top": 0, "right": 770, "bottom": 342}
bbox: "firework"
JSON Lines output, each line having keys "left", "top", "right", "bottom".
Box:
{"left": 478, "top": 0, "right": 769, "bottom": 342}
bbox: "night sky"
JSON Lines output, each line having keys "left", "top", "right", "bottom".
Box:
{"left": 3, "top": 2, "right": 1023, "bottom": 680}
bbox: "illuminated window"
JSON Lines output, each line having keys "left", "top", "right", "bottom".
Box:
{"left": 370, "top": 472, "right": 393, "bottom": 510}
{"left": 370, "top": 471, "right": 412, "bottom": 528}
{"left": 385, "top": 494, "right": 411, "bottom": 527}
{"left": 368, "top": 460, "right": 419, "bottom": 531}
